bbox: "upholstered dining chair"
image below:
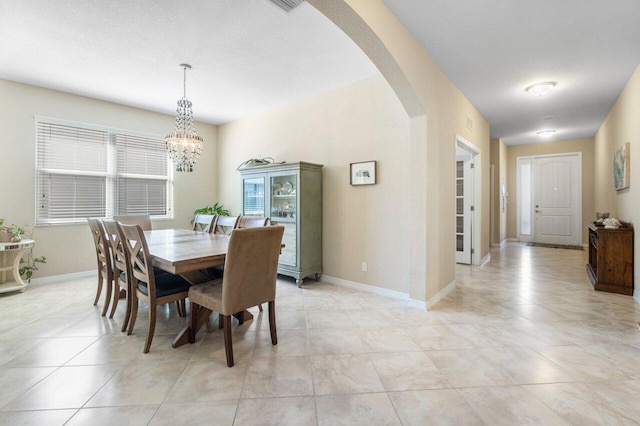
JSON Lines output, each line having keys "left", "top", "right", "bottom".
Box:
{"left": 193, "top": 214, "right": 215, "bottom": 232}
{"left": 87, "top": 218, "right": 113, "bottom": 317}
{"left": 118, "top": 223, "right": 192, "bottom": 353}
{"left": 189, "top": 226, "right": 284, "bottom": 367}
{"left": 236, "top": 215, "right": 270, "bottom": 312}
{"left": 102, "top": 219, "right": 132, "bottom": 331}
{"left": 209, "top": 215, "right": 239, "bottom": 235}
{"left": 237, "top": 216, "right": 269, "bottom": 228}
{"left": 114, "top": 214, "right": 152, "bottom": 231}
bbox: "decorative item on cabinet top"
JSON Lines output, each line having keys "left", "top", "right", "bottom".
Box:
{"left": 237, "top": 156, "right": 286, "bottom": 170}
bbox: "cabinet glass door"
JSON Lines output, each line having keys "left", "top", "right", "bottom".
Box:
{"left": 270, "top": 173, "right": 297, "bottom": 267}
{"left": 242, "top": 176, "right": 265, "bottom": 216}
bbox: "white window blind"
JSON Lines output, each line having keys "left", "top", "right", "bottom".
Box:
{"left": 115, "top": 134, "right": 170, "bottom": 216}
{"left": 36, "top": 119, "right": 173, "bottom": 225}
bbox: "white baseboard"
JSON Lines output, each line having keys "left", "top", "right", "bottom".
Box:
{"left": 29, "top": 270, "right": 95, "bottom": 286}
{"left": 321, "top": 275, "right": 409, "bottom": 301}
{"left": 479, "top": 253, "right": 491, "bottom": 266}
{"left": 507, "top": 237, "right": 519, "bottom": 242}
{"left": 490, "top": 239, "right": 507, "bottom": 249}
{"left": 425, "top": 279, "right": 456, "bottom": 310}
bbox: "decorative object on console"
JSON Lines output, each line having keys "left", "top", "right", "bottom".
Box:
{"left": 602, "top": 217, "right": 621, "bottom": 229}
{"left": 350, "top": 161, "right": 377, "bottom": 186}
{"left": 613, "top": 142, "right": 630, "bottom": 190}
{"left": 165, "top": 64, "right": 203, "bottom": 173}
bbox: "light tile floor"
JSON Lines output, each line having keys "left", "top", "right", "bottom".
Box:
{"left": 1, "top": 243, "right": 639, "bottom": 425}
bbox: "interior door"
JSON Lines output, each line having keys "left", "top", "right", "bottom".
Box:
{"left": 533, "top": 154, "right": 581, "bottom": 245}
{"left": 456, "top": 154, "right": 473, "bottom": 264}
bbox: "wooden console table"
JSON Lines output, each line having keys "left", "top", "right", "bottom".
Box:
{"left": 586, "top": 223, "right": 634, "bottom": 295}
{"left": 0, "top": 239, "right": 34, "bottom": 294}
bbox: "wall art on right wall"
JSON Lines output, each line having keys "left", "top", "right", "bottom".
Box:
{"left": 613, "top": 141, "right": 630, "bottom": 190}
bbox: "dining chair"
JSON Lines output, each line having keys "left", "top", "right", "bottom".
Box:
{"left": 114, "top": 214, "right": 152, "bottom": 231}
{"left": 236, "top": 215, "right": 270, "bottom": 312}
{"left": 193, "top": 214, "right": 215, "bottom": 232}
{"left": 87, "top": 218, "right": 113, "bottom": 317}
{"left": 237, "top": 216, "right": 269, "bottom": 228}
{"left": 189, "top": 226, "right": 284, "bottom": 367}
{"left": 119, "top": 223, "right": 192, "bottom": 353}
{"left": 102, "top": 219, "right": 133, "bottom": 331}
{"left": 209, "top": 215, "right": 239, "bottom": 235}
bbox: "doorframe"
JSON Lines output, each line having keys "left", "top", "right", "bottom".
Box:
{"left": 456, "top": 135, "right": 482, "bottom": 265}
{"left": 516, "top": 152, "right": 582, "bottom": 244}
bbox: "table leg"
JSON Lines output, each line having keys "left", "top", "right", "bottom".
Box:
{"left": 173, "top": 306, "right": 213, "bottom": 348}
{"left": 173, "top": 308, "right": 255, "bottom": 348}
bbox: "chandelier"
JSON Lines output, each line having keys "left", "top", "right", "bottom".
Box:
{"left": 165, "top": 64, "right": 203, "bottom": 172}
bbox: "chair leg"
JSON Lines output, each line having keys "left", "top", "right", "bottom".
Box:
{"left": 93, "top": 272, "right": 103, "bottom": 306}
{"left": 175, "top": 301, "right": 183, "bottom": 317}
{"left": 223, "top": 315, "right": 234, "bottom": 367}
{"left": 121, "top": 288, "right": 131, "bottom": 332}
{"left": 109, "top": 282, "right": 120, "bottom": 318}
{"left": 268, "top": 301, "right": 277, "bottom": 345}
{"left": 189, "top": 302, "right": 199, "bottom": 344}
{"left": 144, "top": 304, "right": 157, "bottom": 353}
{"left": 218, "top": 314, "right": 223, "bottom": 329}
{"left": 127, "top": 298, "right": 138, "bottom": 335}
{"left": 100, "top": 274, "right": 112, "bottom": 317}
{"left": 258, "top": 304, "right": 263, "bottom": 312}
{"left": 179, "top": 299, "right": 187, "bottom": 317}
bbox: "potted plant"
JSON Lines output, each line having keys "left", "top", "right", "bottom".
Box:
{"left": 191, "top": 203, "right": 231, "bottom": 224}
{"left": 0, "top": 219, "right": 11, "bottom": 242}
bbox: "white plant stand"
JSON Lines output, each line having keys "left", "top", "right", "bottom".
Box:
{"left": 0, "top": 239, "right": 34, "bottom": 294}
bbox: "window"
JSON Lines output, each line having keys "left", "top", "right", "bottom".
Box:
{"left": 36, "top": 118, "right": 173, "bottom": 225}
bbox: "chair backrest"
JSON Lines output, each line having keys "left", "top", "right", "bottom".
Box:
{"left": 114, "top": 214, "right": 152, "bottom": 231}
{"left": 210, "top": 215, "right": 239, "bottom": 235}
{"left": 87, "top": 218, "right": 112, "bottom": 272}
{"left": 193, "top": 214, "right": 215, "bottom": 232}
{"left": 237, "top": 216, "right": 269, "bottom": 228}
{"left": 102, "top": 219, "right": 128, "bottom": 279}
{"left": 221, "top": 226, "right": 284, "bottom": 315}
{"left": 118, "top": 223, "right": 156, "bottom": 299}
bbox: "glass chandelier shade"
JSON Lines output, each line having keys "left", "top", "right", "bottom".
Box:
{"left": 165, "top": 64, "right": 203, "bottom": 172}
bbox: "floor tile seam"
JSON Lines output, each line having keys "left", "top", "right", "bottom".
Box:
{"left": 526, "top": 344, "right": 626, "bottom": 382}
{"left": 0, "top": 364, "right": 63, "bottom": 412}
{"left": 74, "top": 362, "right": 128, "bottom": 411}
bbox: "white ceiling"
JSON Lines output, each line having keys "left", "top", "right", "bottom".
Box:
{"left": 0, "top": 0, "right": 378, "bottom": 125}
{"left": 1, "top": 1, "right": 639, "bottom": 145}
{"left": 382, "top": 0, "right": 640, "bottom": 145}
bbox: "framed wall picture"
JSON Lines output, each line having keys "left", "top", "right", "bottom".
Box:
{"left": 350, "top": 161, "right": 376, "bottom": 185}
{"left": 613, "top": 142, "right": 630, "bottom": 190}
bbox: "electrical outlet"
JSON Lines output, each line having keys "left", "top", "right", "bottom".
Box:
{"left": 361, "top": 262, "right": 367, "bottom": 272}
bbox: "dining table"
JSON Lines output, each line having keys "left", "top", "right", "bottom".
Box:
{"left": 144, "top": 228, "right": 253, "bottom": 348}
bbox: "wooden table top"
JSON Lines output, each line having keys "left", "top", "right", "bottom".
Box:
{"left": 145, "top": 229, "right": 230, "bottom": 275}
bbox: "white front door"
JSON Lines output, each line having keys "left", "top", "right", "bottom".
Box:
{"left": 533, "top": 153, "right": 582, "bottom": 245}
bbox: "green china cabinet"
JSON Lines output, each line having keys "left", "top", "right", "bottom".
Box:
{"left": 240, "top": 161, "right": 323, "bottom": 287}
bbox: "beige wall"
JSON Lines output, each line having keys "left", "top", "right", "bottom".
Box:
{"left": 311, "top": 0, "right": 491, "bottom": 301}
{"left": 0, "top": 79, "right": 218, "bottom": 278}
{"left": 594, "top": 64, "right": 640, "bottom": 299}
{"left": 490, "top": 138, "right": 507, "bottom": 246}
{"left": 218, "top": 76, "right": 412, "bottom": 293}
{"left": 506, "top": 138, "right": 595, "bottom": 244}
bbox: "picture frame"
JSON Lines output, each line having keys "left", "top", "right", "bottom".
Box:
{"left": 613, "top": 142, "right": 630, "bottom": 190}
{"left": 350, "top": 161, "right": 376, "bottom": 185}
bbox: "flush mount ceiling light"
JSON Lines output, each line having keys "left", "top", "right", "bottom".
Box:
{"left": 536, "top": 130, "right": 556, "bottom": 137}
{"left": 525, "top": 81, "right": 557, "bottom": 97}
{"left": 165, "top": 64, "right": 203, "bottom": 173}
